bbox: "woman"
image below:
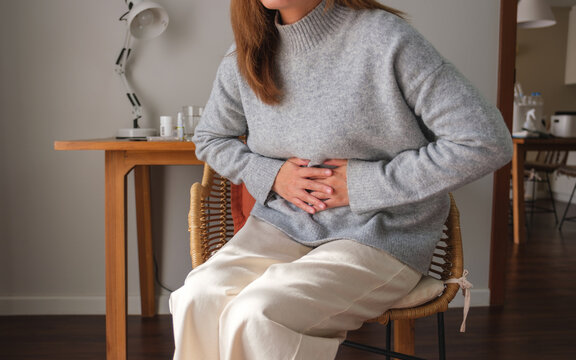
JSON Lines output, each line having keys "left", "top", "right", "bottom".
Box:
{"left": 170, "top": 1, "right": 512, "bottom": 359}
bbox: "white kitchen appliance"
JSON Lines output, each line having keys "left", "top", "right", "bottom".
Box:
{"left": 550, "top": 112, "right": 576, "bottom": 138}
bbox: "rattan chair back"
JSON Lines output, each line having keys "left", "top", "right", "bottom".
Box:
{"left": 188, "top": 165, "right": 233, "bottom": 267}
{"left": 525, "top": 150, "right": 568, "bottom": 172}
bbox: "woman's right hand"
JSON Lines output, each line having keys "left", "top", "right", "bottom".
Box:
{"left": 272, "top": 158, "right": 334, "bottom": 214}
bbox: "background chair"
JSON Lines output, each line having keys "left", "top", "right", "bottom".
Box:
{"left": 523, "top": 150, "right": 568, "bottom": 224}
{"left": 557, "top": 165, "right": 576, "bottom": 231}
{"left": 188, "top": 164, "right": 468, "bottom": 360}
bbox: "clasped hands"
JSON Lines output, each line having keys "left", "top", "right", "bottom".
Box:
{"left": 272, "top": 158, "right": 349, "bottom": 214}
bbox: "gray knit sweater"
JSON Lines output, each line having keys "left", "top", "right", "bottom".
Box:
{"left": 193, "top": 1, "right": 513, "bottom": 274}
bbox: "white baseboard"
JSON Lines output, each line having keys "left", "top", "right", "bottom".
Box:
{"left": 448, "top": 288, "right": 489, "bottom": 308}
{"left": 0, "top": 294, "right": 172, "bottom": 316}
{"left": 0, "top": 288, "right": 489, "bottom": 315}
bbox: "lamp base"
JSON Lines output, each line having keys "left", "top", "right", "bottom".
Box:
{"left": 116, "top": 127, "right": 158, "bottom": 139}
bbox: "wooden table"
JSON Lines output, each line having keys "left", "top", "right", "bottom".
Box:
{"left": 54, "top": 139, "right": 202, "bottom": 360}
{"left": 512, "top": 137, "right": 576, "bottom": 244}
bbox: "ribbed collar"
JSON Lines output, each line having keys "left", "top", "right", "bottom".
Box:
{"left": 275, "top": 0, "right": 351, "bottom": 54}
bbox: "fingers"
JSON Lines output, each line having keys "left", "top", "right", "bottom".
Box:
{"left": 287, "top": 157, "right": 310, "bottom": 167}
{"left": 283, "top": 188, "right": 327, "bottom": 214}
{"left": 272, "top": 160, "right": 333, "bottom": 215}
{"left": 302, "top": 177, "right": 333, "bottom": 194}
{"left": 308, "top": 190, "right": 331, "bottom": 200}
{"left": 309, "top": 192, "right": 346, "bottom": 208}
{"left": 316, "top": 159, "right": 349, "bottom": 209}
{"left": 289, "top": 178, "right": 332, "bottom": 214}
{"left": 299, "top": 166, "right": 332, "bottom": 179}
{"left": 322, "top": 197, "right": 347, "bottom": 209}
{"left": 272, "top": 158, "right": 348, "bottom": 214}
{"left": 322, "top": 158, "right": 348, "bottom": 167}
{"left": 299, "top": 195, "right": 327, "bottom": 214}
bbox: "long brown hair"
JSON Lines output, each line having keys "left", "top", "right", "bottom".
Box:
{"left": 230, "top": 0, "right": 404, "bottom": 105}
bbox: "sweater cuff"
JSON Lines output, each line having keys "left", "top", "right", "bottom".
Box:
{"left": 347, "top": 159, "right": 386, "bottom": 214}
{"left": 242, "top": 156, "right": 285, "bottom": 205}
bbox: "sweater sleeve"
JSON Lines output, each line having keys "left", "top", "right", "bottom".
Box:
{"left": 192, "top": 53, "right": 284, "bottom": 204}
{"left": 347, "top": 52, "right": 512, "bottom": 215}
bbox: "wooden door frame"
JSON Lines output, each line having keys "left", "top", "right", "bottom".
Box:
{"left": 490, "top": 0, "right": 517, "bottom": 306}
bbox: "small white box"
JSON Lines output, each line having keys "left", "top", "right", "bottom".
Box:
{"left": 550, "top": 114, "right": 576, "bottom": 138}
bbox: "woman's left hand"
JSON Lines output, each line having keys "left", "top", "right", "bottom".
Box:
{"left": 310, "top": 159, "right": 349, "bottom": 209}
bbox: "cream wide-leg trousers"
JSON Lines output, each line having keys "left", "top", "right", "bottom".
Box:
{"left": 170, "top": 216, "right": 421, "bottom": 360}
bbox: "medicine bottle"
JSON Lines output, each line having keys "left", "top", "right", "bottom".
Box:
{"left": 160, "top": 116, "right": 173, "bottom": 137}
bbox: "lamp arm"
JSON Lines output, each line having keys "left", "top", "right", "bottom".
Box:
{"left": 115, "top": 29, "right": 143, "bottom": 128}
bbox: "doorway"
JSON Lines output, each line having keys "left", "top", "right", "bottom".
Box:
{"left": 491, "top": 0, "right": 576, "bottom": 305}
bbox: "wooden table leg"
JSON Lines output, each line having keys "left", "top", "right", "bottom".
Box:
{"left": 134, "top": 165, "right": 156, "bottom": 317}
{"left": 512, "top": 142, "right": 526, "bottom": 244}
{"left": 394, "top": 319, "right": 415, "bottom": 355}
{"left": 105, "top": 151, "right": 129, "bottom": 360}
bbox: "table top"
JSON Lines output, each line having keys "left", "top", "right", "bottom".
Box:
{"left": 512, "top": 136, "right": 576, "bottom": 145}
{"left": 54, "top": 138, "right": 197, "bottom": 151}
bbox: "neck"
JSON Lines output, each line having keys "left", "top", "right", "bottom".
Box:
{"left": 275, "top": 1, "right": 349, "bottom": 54}
{"left": 278, "top": 0, "right": 323, "bottom": 24}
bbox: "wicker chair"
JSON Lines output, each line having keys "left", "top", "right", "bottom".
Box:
{"left": 188, "top": 164, "right": 467, "bottom": 360}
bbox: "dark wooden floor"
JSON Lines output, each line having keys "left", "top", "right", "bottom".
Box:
{"left": 1, "top": 200, "right": 575, "bottom": 359}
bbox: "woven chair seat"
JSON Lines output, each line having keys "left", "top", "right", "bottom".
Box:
{"left": 525, "top": 150, "right": 568, "bottom": 171}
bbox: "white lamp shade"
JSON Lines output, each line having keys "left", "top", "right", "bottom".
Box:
{"left": 127, "top": 1, "right": 169, "bottom": 39}
{"left": 517, "top": 0, "right": 556, "bottom": 29}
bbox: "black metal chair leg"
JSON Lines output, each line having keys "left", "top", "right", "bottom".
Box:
{"left": 530, "top": 178, "right": 536, "bottom": 225}
{"left": 559, "top": 181, "right": 576, "bottom": 231}
{"left": 343, "top": 316, "right": 446, "bottom": 360}
{"left": 545, "top": 174, "right": 559, "bottom": 224}
{"left": 386, "top": 321, "right": 392, "bottom": 360}
{"left": 437, "top": 312, "right": 446, "bottom": 360}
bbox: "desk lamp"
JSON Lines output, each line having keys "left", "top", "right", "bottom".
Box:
{"left": 115, "top": 0, "right": 169, "bottom": 139}
{"left": 517, "top": 0, "right": 556, "bottom": 29}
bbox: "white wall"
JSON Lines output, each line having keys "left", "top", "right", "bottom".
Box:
{"left": 0, "top": 0, "right": 502, "bottom": 315}
{"left": 0, "top": 0, "right": 233, "bottom": 315}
